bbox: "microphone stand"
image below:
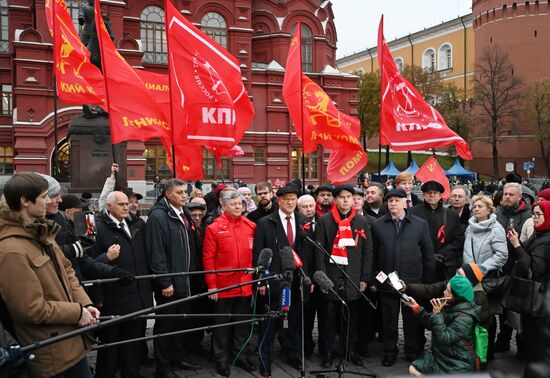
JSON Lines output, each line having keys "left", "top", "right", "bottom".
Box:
{"left": 21, "top": 273, "right": 280, "bottom": 354}
{"left": 302, "top": 234, "right": 376, "bottom": 310}
{"left": 299, "top": 272, "right": 306, "bottom": 378}
{"left": 98, "top": 313, "right": 276, "bottom": 321}
{"left": 81, "top": 267, "right": 261, "bottom": 287}
{"left": 309, "top": 287, "right": 376, "bottom": 378}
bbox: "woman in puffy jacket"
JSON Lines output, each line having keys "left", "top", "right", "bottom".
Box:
{"left": 507, "top": 201, "right": 550, "bottom": 373}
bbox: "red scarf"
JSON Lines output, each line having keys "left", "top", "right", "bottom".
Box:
{"left": 533, "top": 201, "right": 550, "bottom": 232}
{"left": 330, "top": 207, "right": 356, "bottom": 265}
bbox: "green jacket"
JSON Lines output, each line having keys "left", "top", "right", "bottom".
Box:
{"left": 412, "top": 301, "right": 479, "bottom": 375}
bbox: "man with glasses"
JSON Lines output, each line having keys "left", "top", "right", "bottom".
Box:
{"left": 248, "top": 181, "right": 278, "bottom": 224}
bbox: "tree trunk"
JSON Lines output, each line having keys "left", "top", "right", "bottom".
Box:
{"left": 492, "top": 122, "right": 499, "bottom": 179}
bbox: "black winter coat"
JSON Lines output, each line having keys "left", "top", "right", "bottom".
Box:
{"left": 253, "top": 210, "right": 313, "bottom": 300}
{"left": 371, "top": 211, "right": 435, "bottom": 290}
{"left": 247, "top": 200, "right": 278, "bottom": 224}
{"left": 314, "top": 210, "right": 373, "bottom": 301}
{"left": 146, "top": 198, "right": 199, "bottom": 296}
{"left": 516, "top": 229, "right": 550, "bottom": 283}
{"left": 409, "top": 201, "right": 465, "bottom": 270}
{"left": 89, "top": 212, "right": 152, "bottom": 315}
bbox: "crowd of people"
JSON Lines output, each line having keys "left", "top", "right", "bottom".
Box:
{"left": 0, "top": 168, "right": 549, "bottom": 378}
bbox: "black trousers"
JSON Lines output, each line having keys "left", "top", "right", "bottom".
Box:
{"left": 318, "top": 298, "right": 359, "bottom": 356}
{"left": 303, "top": 290, "right": 320, "bottom": 355}
{"left": 153, "top": 294, "right": 190, "bottom": 373}
{"left": 357, "top": 290, "right": 382, "bottom": 351}
{"left": 380, "top": 293, "right": 426, "bottom": 357}
{"left": 212, "top": 296, "right": 252, "bottom": 363}
{"left": 95, "top": 319, "right": 145, "bottom": 378}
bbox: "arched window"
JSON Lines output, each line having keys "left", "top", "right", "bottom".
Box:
{"left": 438, "top": 44, "right": 452, "bottom": 70}
{"left": 291, "top": 23, "right": 313, "bottom": 72}
{"left": 141, "top": 6, "right": 167, "bottom": 64}
{"left": 0, "top": 0, "right": 8, "bottom": 52}
{"left": 200, "top": 12, "right": 227, "bottom": 48}
{"left": 422, "top": 48, "right": 435, "bottom": 72}
{"left": 394, "top": 57, "right": 404, "bottom": 73}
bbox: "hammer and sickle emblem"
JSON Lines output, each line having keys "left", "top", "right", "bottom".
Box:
{"left": 427, "top": 164, "right": 435, "bottom": 172}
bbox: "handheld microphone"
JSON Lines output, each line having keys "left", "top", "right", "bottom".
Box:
{"left": 281, "top": 246, "right": 296, "bottom": 282}
{"left": 375, "top": 271, "right": 410, "bottom": 301}
{"left": 254, "top": 248, "right": 273, "bottom": 274}
{"left": 291, "top": 249, "right": 312, "bottom": 288}
{"left": 280, "top": 281, "right": 291, "bottom": 312}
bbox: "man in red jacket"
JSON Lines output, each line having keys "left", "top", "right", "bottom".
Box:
{"left": 203, "top": 188, "right": 257, "bottom": 377}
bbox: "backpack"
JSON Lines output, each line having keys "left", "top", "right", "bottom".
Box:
{"left": 455, "top": 312, "right": 488, "bottom": 371}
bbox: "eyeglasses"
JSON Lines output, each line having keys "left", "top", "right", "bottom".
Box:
{"left": 533, "top": 212, "right": 545, "bottom": 218}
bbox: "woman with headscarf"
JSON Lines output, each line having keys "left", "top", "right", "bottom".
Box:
{"left": 403, "top": 275, "right": 480, "bottom": 376}
{"left": 237, "top": 187, "right": 257, "bottom": 214}
{"left": 507, "top": 201, "right": 550, "bottom": 371}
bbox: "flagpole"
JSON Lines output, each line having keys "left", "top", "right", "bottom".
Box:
{"left": 165, "top": 0, "right": 177, "bottom": 179}
{"left": 298, "top": 21, "right": 306, "bottom": 193}
{"left": 51, "top": 2, "right": 59, "bottom": 179}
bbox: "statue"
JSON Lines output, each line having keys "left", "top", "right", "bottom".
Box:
{"left": 78, "top": 0, "right": 114, "bottom": 117}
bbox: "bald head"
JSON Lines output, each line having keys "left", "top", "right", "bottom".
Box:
{"left": 106, "top": 191, "right": 129, "bottom": 221}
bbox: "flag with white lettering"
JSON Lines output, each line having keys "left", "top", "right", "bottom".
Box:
{"left": 45, "top": 0, "right": 106, "bottom": 105}
{"left": 95, "top": 0, "right": 172, "bottom": 144}
{"left": 165, "top": 0, "right": 254, "bottom": 147}
{"left": 378, "top": 15, "right": 472, "bottom": 160}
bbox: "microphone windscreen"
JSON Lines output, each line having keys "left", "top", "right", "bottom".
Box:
{"left": 257, "top": 248, "right": 273, "bottom": 269}
{"left": 281, "top": 246, "right": 296, "bottom": 273}
{"left": 313, "top": 271, "right": 334, "bottom": 292}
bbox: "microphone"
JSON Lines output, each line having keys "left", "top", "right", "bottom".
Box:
{"left": 375, "top": 271, "right": 410, "bottom": 301}
{"left": 281, "top": 246, "right": 296, "bottom": 282}
{"left": 280, "top": 281, "right": 291, "bottom": 312}
{"left": 313, "top": 270, "right": 334, "bottom": 294}
{"left": 252, "top": 248, "right": 273, "bottom": 274}
{"left": 291, "top": 249, "right": 312, "bottom": 288}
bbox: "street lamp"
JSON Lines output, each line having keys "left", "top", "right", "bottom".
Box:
{"left": 532, "top": 156, "right": 536, "bottom": 178}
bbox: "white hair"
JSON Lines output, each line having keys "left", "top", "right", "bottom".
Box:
{"left": 106, "top": 191, "right": 126, "bottom": 205}
{"left": 297, "top": 194, "right": 315, "bottom": 206}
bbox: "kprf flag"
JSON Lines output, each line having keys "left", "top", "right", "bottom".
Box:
{"left": 165, "top": 144, "right": 205, "bottom": 180}
{"left": 95, "top": 0, "right": 171, "bottom": 144}
{"left": 378, "top": 16, "right": 472, "bottom": 160}
{"left": 415, "top": 156, "right": 451, "bottom": 200}
{"left": 282, "top": 22, "right": 367, "bottom": 184}
{"left": 45, "top": 0, "right": 106, "bottom": 105}
{"left": 165, "top": 0, "right": 254, "bottom": 147}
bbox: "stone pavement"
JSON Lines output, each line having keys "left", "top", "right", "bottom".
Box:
{"left": 89, "top": 320, "right": 526, "bottom": 377}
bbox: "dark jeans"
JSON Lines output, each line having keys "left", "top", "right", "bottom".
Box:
{"left": 153, "top": 294, "right": 190, "bottom": 373}
{"left": 380, "top": 293, "right": 426, "bottom": 357}
{"left": 51, "top": 357, "right": 93, "bottom": 378}
{"left": 212, "top": 296, "right": 252, "bottom": 363}
{"left": 95, "top": 319, "right": 145, "bottom": 378}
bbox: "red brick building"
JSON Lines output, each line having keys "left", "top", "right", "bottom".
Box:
{"left": 472, "top": 0, "right": 550, "bottom": 177}
{"left": 0, "top": 0, "right": 358, "bottom": 191}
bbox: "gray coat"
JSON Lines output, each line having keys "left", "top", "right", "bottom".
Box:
{"left": 463, "top": 213, "right": 508, "bottom": 273}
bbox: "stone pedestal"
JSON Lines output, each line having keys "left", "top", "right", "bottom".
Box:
{"left": 68, "top": 116, "right": 127, "bottom": 192}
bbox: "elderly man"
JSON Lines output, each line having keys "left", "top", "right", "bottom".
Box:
{"left": 364, "top": 183, "right": 386, "bottom": 218}
{"left": 146, "top": 178, "right": 202, "bottom": 377}
{"left": 91, "top": 191, "right": 152, "bottom": 378}
{"left": 203, "top": 189, "right": 257, "bottom": 376}
{"left": 0, "top": 172, "right": 100, "bottom": 377}
{"left": 371, "top": 188, "right": 434, "bottom": 367}
{"left": 450, "top": 185, "right": 470, "bottom": 226}
{"left": 409, "top": 181, "right": 465, "bottom": 281}
{"left": 315, "top": 185, "right": 373, "bottom": 368}
{"left": 253, "top": 184, "right": 312, "bottom": 376}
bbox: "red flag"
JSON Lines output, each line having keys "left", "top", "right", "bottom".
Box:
{"left": 95, "top": 1, "right": 172, "bottom": 144}
{"left": 165, "top": 144, "right": 205, "bottom": 180}
{"left": 135, "top": 69, "right": 170, "bottom": 112}
{"left": 415, "top": 156, "right": 451, "bottom": 200}
{"left": 378, "top": 16, "right": 472, "bottom": 160}
{"left": 45, "top": 0, "right": 106, "bottom": 105}
{"left": 165, "top": 0, "right": 254, "bottom": 147}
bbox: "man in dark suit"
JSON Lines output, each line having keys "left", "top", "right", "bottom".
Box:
{"left": 253, "top": 184, "right": 312, "bottom": 376}
{"left": 363, "top": 183, "right": 387, "bottom": 218}
{"left": 371, "top": 188, "right": 435, "bottom": 367}
{"left": 450, "top": 185, "right": 471, "bottom": 226}
{"left": 315, "top": 185, "right": 373, "bottom": 368}
{"left": 409, "top": 180, "right": 465, "bottom": 281}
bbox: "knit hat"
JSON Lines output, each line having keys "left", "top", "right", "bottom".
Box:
{"left": 450, "top": 274, "right": 474, "bottom": 302}
{"left": 537, "top": 188, "right": 550, "bottom": 202}
{"left": 237, "top": 187, "right": 251, "bottom": 195}
{"left": 461, "top": 263, "right": 487, "bottom": 286}
{"left": 38, "top": 174, "right": 61, "bottom": 198}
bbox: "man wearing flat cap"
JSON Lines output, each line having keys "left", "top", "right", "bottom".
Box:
{"left": 314, "top": 185, "right": 335, "bottom": 216}
{"left": 409, "top": 180, "right": 465, "bottom": 282}
{"left": 253, "top": 183, "right": 312, "bottom": 376}
{"left": 315, "top": 185, "right": 373, "bottom": 368}
{"left": 371, "top": 187, "right": 435, "bottom": 367}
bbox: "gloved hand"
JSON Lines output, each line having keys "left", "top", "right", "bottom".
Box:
{"left": 434, "top": 254, "right": 445, "bottom": 266}
{"left": 71, "top": 241, "right": 84, "bottom": 258}
{"left": 7, "top": 346, "right": 24, "bottom": 367}
{"left": 111, "top": 267, "right": 134, "bottom": 285}
{"left": 78, "top": 235, "right": 96, "bottom": 248}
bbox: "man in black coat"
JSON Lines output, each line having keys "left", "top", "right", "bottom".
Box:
{"left": 145, "top": 178, "right": 201, "bottom": 378}
{"left": 253, "top": 184, "right": 312, "bottom": 376}
{"left": 371, "top": 188, "right": 435, "bottom": 367}
{"left": 315, "top": 185, "right": 373, "bottom": 368}
{"left": 450, "top": 185, "right": 471, "bottom": 226}
{"left": 247, "top": 181, "right": 278, "bottom": 224}
{"left": 363, "top": 183, "right": 387, "bottom": 219}
{"left": 90, "top": 191, "right": 152, "bottom": 378}
{"left": 409, "top": 180, "right": 464, "bottom": 281}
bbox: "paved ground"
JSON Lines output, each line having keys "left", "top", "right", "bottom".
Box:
{"left": 89, "top": 320, "right": 526, "bottom": 377}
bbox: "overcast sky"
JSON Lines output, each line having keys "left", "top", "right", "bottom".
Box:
{"left": 331, "top": 0, "right": 472, "bottom": 59}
